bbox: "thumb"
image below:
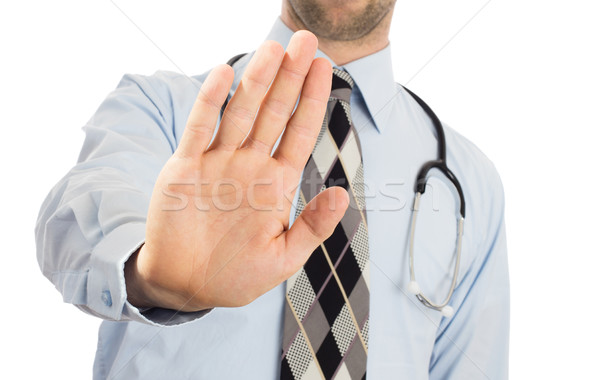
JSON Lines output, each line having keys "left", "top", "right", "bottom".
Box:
{"left": 280, "top": 186, "right": 349, "bottom": 278}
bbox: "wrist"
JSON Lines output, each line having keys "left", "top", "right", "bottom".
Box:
{"left": 124, "top": 244, "right": 156, "bottom": 309}
{"left": 124, "top": 244, "right": 214, "bottom": 312}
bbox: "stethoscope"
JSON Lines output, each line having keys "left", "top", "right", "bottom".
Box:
{"left": 401, "top": 86, "right": 466, "bottom": 318}
{"left": 223, "top": 53, "right": 466, "bottom": 318}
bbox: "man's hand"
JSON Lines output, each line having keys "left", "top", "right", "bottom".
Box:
{"left": 125, "top": 31, "right": 349, "bottom": 312}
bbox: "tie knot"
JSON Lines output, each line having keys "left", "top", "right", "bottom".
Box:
{"left": 331, "top": 68, "right": 354, "bottom": 103}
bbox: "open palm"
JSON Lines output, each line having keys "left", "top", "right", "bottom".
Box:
{"left": 125, "top": 31, "right": 349, "bottom": 312}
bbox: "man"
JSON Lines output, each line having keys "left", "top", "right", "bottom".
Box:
{"left": 36, "top": 0, "right": 509, "bottom": 379}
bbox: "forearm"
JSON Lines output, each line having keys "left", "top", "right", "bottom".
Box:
{"left": 35, "top": 161, "right": 152, "bottom": 320}
{"left": 35, "top": 73, "right": 178, "bottom": 323}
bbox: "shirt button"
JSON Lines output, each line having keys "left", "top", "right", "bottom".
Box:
{"left": 101, "top": 290, "right": 112, "bottom": 307}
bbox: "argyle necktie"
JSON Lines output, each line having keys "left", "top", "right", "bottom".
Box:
{"left": 280, "top": 69, "right": 370, "bottom": 380}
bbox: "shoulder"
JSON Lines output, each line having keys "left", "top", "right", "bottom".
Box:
{"left": 116, "top": 70, "right": 208, "bottom": 107}
{"left": 395, "top": 83, "right": 505, "bottom": 218}
{"left": 119, "top": 70, "right": 207, "bottom": 89}
{"left": 443, "top": 124, "right": 504, "bottom": 204}
{"left": 442, "top": 124, "right": 505, "bottom": 256}
{"left": 109, "top": 70, "right": 213, "bottom": 135}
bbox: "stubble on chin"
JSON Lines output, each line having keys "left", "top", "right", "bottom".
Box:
{"left": 286, "top": 0, "right": 395, "bottom": 41}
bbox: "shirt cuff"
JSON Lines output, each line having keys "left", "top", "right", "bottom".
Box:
{"left": 86, "top": 222, "right": 212, "bottom": 326}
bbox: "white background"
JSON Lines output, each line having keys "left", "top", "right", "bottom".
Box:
{"left": 1, "top": 0, "right": 598, "bottom": 378}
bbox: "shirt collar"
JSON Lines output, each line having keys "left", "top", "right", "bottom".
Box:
{"left": 265, "top": 18, "right": 396, "bottom": 133}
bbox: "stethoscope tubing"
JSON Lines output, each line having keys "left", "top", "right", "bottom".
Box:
{"left": 402, "top": 87, "right": 466, "bottom": 317}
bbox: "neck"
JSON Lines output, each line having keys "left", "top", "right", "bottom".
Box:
{"left": 281, "top": 3, "right": 393, "bottom": 66}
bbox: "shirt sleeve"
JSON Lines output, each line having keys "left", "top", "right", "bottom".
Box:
{"left": 35, "top": 72, "right": 210, "bottom": 326}
{"left": 429, "top": 167, "right": 510, "bottom": 380}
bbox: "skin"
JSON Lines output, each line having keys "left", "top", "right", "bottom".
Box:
{"left": 125, "top": 0, "right": 396, "bottom": 312}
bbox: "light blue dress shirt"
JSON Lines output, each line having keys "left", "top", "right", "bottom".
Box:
{"left": 35, "top": 18, "right": 509, "bottom": 380}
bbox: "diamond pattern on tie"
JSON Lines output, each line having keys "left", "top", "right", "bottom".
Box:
{"left": 281, "top": 68, "right": 369, "bottom": 380}
{"left": 285, "top": 331, "right": 314, "bottom": 379}
{"left": 350, "top": 222, "right": 369, "bottom": 272}
{"left": 288, "top": 269, "right": 317, "bottom": 322}
{"left": 351, "top": 164, "right": 366, "bottom": 211}
{"left": 361, "top": 318, "right": 369, "bottom": 349}
{"left": 331, "top": 304, "right": 356, "bottom": 355}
